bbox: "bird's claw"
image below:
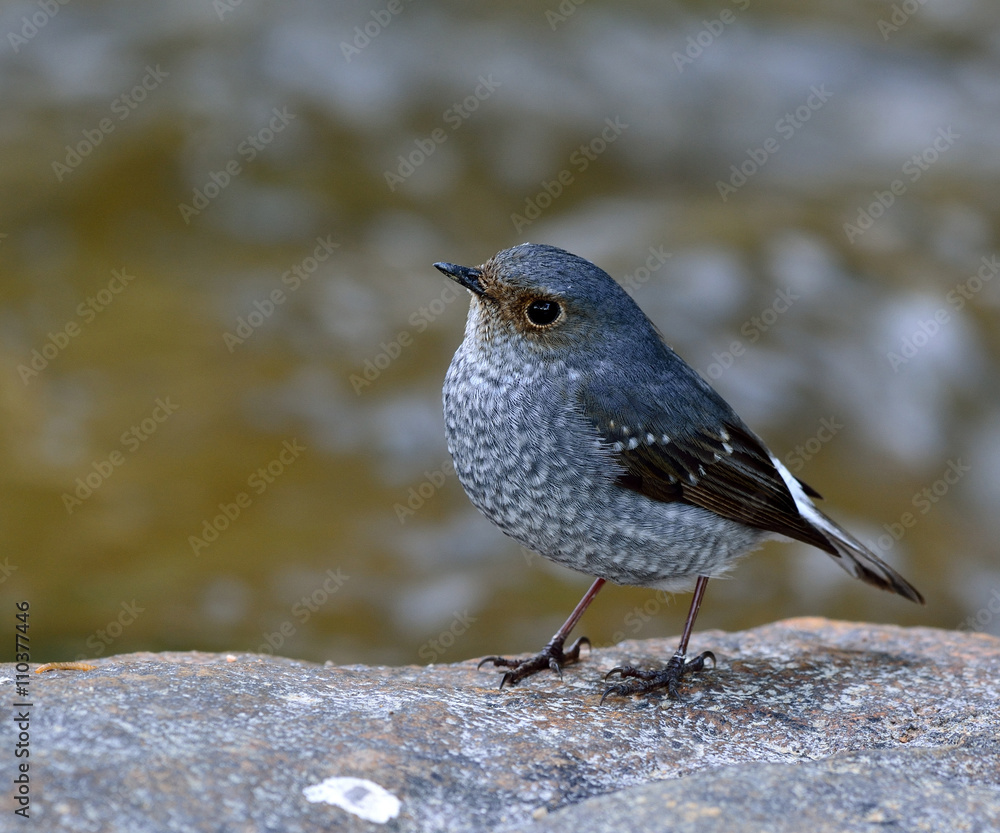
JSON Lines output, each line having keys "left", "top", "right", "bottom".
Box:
{"left": 478, "top": 636, "right": 591, "bottom": 689}
{"left": 601, "top": 650, "right": 716, "bottom": 704}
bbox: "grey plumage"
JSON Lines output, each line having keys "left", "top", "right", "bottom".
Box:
{"left": 436, "top": 243, "right": 923, "bottom": 698}
{"left": 441, "top": 243, "right": 921, "bottom": 600}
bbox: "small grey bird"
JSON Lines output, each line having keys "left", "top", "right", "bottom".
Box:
{"left": 435, "top": 243, "right": 923, "bottom": 701}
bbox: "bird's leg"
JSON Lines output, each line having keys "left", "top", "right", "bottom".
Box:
{"left": 478, "top": 578, "right": 605, "bottom": 689}
{"left": 602, "top": 575, "right": 715, "bottom": 702}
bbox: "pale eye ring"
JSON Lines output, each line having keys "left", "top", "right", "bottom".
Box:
{"left": 525, "top": 299, "right": 561, "bottom": 326}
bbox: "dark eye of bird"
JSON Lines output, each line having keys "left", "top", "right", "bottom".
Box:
{"left": 525, "top": 299, "right": 561, "bottom": 326}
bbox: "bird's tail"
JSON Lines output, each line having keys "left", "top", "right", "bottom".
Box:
{"left": 810, "top": 510, "right": 925, "bottom": 604}
{"left": 768, "top": 451, "right": 925, "bottom": 604}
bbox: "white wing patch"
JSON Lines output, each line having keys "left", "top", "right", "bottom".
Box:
{"left": 768, "top": 451, "right": 845, "bottom": 548}
{"left": 769, "top": 452, "right": 821, "bottom": 522}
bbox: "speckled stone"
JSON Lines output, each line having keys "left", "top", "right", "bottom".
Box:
{"left": 5, "top": 618, "right": 998, "bottom": 833}
{"left": 513, "top": 744, "right": 1000, "bottom": 833}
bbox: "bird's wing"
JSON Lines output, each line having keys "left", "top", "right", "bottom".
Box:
{"left": 578, "top": 372, "right": 836, "bottom": 554}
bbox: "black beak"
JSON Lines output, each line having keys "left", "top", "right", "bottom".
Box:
{"left": 434, "top": 262, "right": 486, "bottom": 296}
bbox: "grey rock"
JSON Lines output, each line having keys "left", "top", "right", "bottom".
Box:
{"left": 515, "top": 745, "right": 1000, "bottom": 833}
{"left": 5, "top": 618, "right": 999, "bottom": 832}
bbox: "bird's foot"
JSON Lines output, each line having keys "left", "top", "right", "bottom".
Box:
{"left": 601, "top": 650, "right": 716, "bottom": 703}
{"left": 478, "top": 635, "right": 590, "bottom": 690}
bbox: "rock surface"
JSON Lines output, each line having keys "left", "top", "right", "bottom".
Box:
{"left": 5, "top": 618, "right": 999, "bottom": 832}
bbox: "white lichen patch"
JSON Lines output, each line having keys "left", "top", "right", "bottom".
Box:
{"left": 302, "top": 777, "right": 401, "bottom": 823}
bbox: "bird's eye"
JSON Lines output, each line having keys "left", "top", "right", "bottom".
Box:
{"left": 525, "top": 299, "right": 561, "bottom": 327}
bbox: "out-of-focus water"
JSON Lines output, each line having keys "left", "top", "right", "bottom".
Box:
{"left": 2, "top": 1, "right": 999, "bottom": 667}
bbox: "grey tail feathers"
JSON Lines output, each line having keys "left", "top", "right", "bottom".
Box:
{"left": 815, "top": 513, "right": 925, "bottom": 604}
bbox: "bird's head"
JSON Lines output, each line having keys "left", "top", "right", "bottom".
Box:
{"left": 434, "top": 243, "right": 661, "bottom": 364}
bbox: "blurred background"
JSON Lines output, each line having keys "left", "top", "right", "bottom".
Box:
{"left": 2, "top": 0, "right": 999, "bottom": 668}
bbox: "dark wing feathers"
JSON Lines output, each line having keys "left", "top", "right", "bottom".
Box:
{"left": 579, "top": 383, "right": 836, "bottom": 554}
{"left": 797, "top": 477, "right": 822, "bottom": 499}
{"left": 576, "top": 360, "right": 924, "bottom": 604}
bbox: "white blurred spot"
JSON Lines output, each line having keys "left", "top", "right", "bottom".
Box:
{"left": 303, "top": 777, "right": 401, "bottom": 823}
